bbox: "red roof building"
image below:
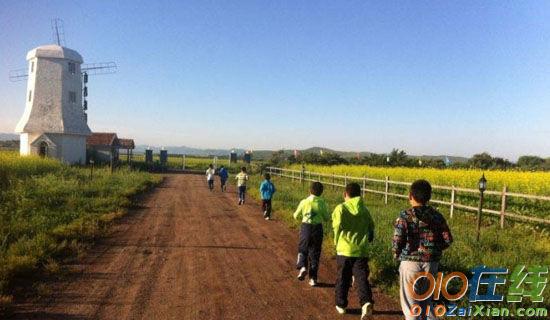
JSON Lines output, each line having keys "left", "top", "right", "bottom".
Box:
{"left": 87, "top": 132, "right": 119, "bottom": 147}
{"left": 86, "top": 132, "right": 119, "bottom": 163}
{"left": 118, "top": 138, "right": 135, "bottom": 150}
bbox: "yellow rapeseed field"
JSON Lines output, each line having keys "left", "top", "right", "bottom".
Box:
{"left": 288, "top": 164, "right": 550, "bottom": 195}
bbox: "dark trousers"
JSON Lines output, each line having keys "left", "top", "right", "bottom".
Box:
{"left": 335, "top": 256, "right": 374, "bottom": 308}
{"left": 220, "top": 178, "right": 227, "bottom": 191}
{"left": 238, "top": 186, "right": 247, "bottom": 201}
{"left": 207, "top": 179, "right": 214, "bottom": 190}
{"left": 296, "top": 223, "right": 323, "bottom": 280}
{"left": 262, "top": 199, "right": 272, "bottom": 217}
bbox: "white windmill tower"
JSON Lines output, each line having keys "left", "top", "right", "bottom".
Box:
{"left": 10, "top": 19, "right": 116, "bottom": 164}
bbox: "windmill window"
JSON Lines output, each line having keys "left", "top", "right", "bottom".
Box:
{"left": 30, "top": 61, "right": 34, "bottom": 73}
{"left": 69, "top": 91, "right": 76, "bottom": 103}
{"left": 68, "top": 62, "right": 76, "bottom": 74}
{"left": 28, "top": 90, "right": 32, "bottom": 102}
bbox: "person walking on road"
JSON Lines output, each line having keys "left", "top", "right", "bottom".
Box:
{"left": 293, "top": 182, "right": 330, "bottom": 287}
{"left": 393, "top": 180, "right": 453, "bottom": 320}
{"left": 332, "top": 183, "right": 375, "bottom": 319}
{"left": 205, "top": 164, "right": 216, "bottom": 191}
{"left": 219, "top": 165, "right": 229, "bottom": 192}
{"left": 235, "top": 167, "right": 249, "bottom": 205}
{"left": 259, "top": 173, "right": 276, "bottom": 220}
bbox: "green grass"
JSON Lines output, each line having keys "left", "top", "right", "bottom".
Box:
{"left": 248, "top": 174, "right": 550, "bottom": 307}
{"left": 0, "top": 152, "right": 161, "bottom": 300}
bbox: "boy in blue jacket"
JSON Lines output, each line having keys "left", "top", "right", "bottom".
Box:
{"left": 218, "top": 165, "right": 229, "bottom": 192}
{"left": 259, "top": 173, "right": 276, "bottom": 220}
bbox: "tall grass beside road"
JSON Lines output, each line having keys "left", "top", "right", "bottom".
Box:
{"left": 0, "top": 151, "right": 161, "bottom": 305}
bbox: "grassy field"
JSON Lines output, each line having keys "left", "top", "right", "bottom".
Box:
{"left": 286, "top": 164, "right": 550, "bottom": 221}
{"left": 248, "top": 174, "right": 550, "bottom": 308}
{"left": 0, "top": 152, "right": 161, "bottom": 304}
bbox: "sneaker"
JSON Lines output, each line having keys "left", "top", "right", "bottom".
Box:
{"left": 361, "top": 302, "right": 373, "bottom": 320}
{"left": 238, "top": 200, "right": 242, "bottom": 205}
{"left": 308, "top": 278, "right": 317, "bottom": 287}
{"left": 297, "top": 267, "right": 307, "bottom": 281}
{"left": 265, "top": 216, "right": 270, "bottom": 220}
{"left": 335, "top": 306, "right": 346, "bottom": 315}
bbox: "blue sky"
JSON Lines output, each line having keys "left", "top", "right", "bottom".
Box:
{"left": 1, "top": 1, "right": 549, "bottom": 160}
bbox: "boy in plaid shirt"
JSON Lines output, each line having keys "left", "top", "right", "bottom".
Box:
{"left": 393, "top": 179, "right": 453, "bottom": 320}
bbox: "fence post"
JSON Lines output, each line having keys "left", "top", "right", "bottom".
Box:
{"left": 362, "top": 176, "right": 366, "bottom": 197}
{"left": 384, "top": 176, "right": 389, "bottom": 205}
{"left": 332, "top": 173, "right": 335, "bottom": 189}
{"left": 450, "top": 186, "right": 455, "bottom": 218}
{"left": 500, "top": 185, "right": 507, "bottom": 229}
{"left": 344, "top": 173, "right": 348, "bottom": 186}
{"left": 318, "top": 173, "right": 321, "bottom": 182}
{"left": 300, "top": 166, "right": 305, "bottom": 185}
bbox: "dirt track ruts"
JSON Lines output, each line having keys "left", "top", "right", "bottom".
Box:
{"left": 11, "top": 174, "right": 401, "bottom": 320}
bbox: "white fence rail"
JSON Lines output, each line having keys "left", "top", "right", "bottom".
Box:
{"left": 267, "top": 166, "right": 550, "bottom": 227}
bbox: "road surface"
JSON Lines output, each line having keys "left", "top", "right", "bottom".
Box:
{"left": 12, "top": 174, "right": 401, "bottom": 319}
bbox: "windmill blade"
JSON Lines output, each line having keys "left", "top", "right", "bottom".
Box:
{"left": 51, "top": 18, "right": 66, "bottom": 46}
{"left": 82, "top": 62, "right": 117, "bottom": 75}
{"left": 9, "top": 68, "right": 28, "bottom": 82}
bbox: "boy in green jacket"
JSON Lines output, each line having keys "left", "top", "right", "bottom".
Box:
{"left": 293, "top": 182, "right": 330, "bottom": 287}
{"left": 332, "top": 183, "right": 375, "bottom": 319}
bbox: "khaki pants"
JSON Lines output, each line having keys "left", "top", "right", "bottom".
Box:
{"left": 399, "top": 260, "right": 439, "bottom": 320}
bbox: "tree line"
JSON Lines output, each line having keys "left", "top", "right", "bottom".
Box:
{"left": 269, "top": 149, "right": 550, "bottom": 171}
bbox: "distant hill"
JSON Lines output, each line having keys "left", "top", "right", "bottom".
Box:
{"left": 135, "top": 145, "right": 246, "bottom": 157}
{"left": 0, "top": 133, "right": 18, "bottom": 141}
{"left": 132, "top": 145, "right": 469, "bottom": 163}
{"left": 0, "top": 140, "right": 19, "bottom": 151}
{"left": 0, "top": 133, "right": 19, "bottom": 151}
{"left": 1, "top": 134, "right": 470, "bottom": 163}
{"left": 414, "top": 154, "right": 469, "bottom": 163}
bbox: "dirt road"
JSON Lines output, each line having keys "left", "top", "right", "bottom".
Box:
{"left": 12, "top": 174, "right": 401, "bottom": 320}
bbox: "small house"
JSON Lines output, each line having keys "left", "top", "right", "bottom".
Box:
{"left": 87, "top": 132, "right": 119, "bottom": 164}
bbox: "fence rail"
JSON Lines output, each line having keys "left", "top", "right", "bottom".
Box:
{"left": 267, "top": 166, "right": 550, "bottom": 227}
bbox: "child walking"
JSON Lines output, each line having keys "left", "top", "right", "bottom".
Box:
{"left": 218, "top": 165, "right": 229, "bottom": 192}
{"left": 205, "top": 164, "right": 215, "bottom": 191}
{"left": 293, "top": 182, "right": 330, "bottom": 287}
{"left": 235, "top": 167, "right": 249, "bottom": 205}
{"left": 259, "top": 173, "right": 276, "bottom": 220}
{"left": 332, "top": 183, "right": 375, "bottom": 320}
{"left": 393, "top": 180, "right": 453, "bottom": 320}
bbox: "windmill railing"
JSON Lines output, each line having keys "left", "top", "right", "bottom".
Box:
{"left": 266, "top": 166, "right": 550, "bottom": 227}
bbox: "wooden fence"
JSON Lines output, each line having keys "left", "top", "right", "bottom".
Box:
{"left": 266, "top": 166, "right": 550, "bottom": 227}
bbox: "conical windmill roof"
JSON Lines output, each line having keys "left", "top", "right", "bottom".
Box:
{"left": 27, "top": 44, "right": 83, "bottom": 63}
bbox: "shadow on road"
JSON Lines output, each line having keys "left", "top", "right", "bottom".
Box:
{"left": 315, "top": 282, "right": 335, "bottom": 288}
{"left": 185, "top": 245, "right": 261, "bottom": 250}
